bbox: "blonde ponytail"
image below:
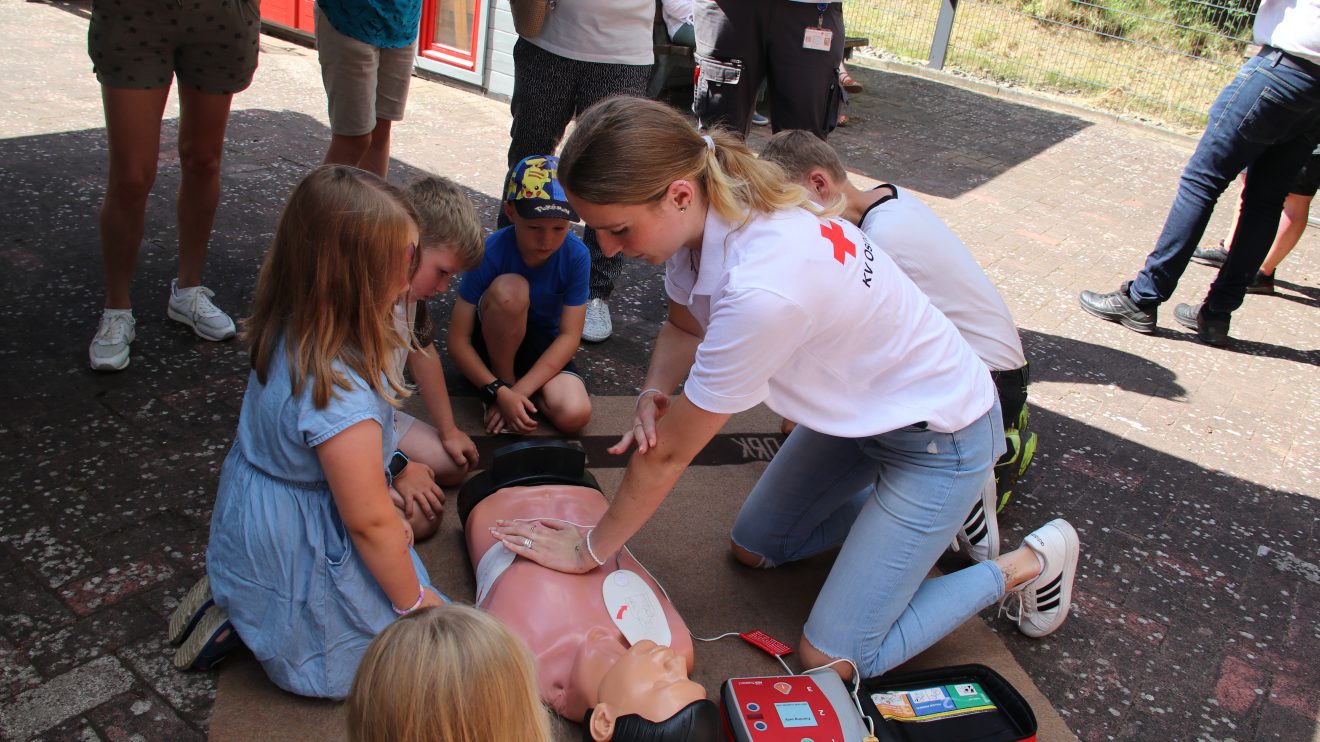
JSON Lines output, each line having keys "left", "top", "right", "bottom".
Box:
{"left": 559, "top": 97, "right": 835, "bottom": 225}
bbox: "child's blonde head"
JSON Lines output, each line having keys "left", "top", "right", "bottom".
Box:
{"left": 558, "top": 96, "right": 828, "bottom": 224}
{"left": 347, "top": 605, "right": 552, "bottom": 742}
{"left": 760, "top": 129, "right": 849, "bottom": 186}
{"left": 245, "top": 165, "right": 419, "bottom": 409}
{"left": 405, "top": 175, "right": 485, "bottom": 270}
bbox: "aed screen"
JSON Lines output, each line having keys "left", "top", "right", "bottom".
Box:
{"left": 773, "top": 701, "right": 818, "bottom": 728}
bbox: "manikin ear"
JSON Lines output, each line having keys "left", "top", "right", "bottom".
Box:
{"left": 589, "top": 703, "right": 618, "bottom": 742}
{"left": 807, "top": 168, "right": 833, "bottom": 200}
{"left": 665, "top": 180, "right": 696, "bottom": 212}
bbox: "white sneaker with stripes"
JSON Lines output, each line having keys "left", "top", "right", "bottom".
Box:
{"left": 954, "top": 480, "right": 1000, "bottom": 562}
{"left": 1000, "top": 518, "right": 1080, "bottom": 638}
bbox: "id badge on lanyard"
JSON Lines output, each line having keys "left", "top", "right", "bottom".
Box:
{"left": 803, "top": 3, "right": 833, "bottom": 51}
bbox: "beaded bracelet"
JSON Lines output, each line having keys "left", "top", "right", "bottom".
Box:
{"left": 392, "top": 586, "right": 425, "bottom": 616}
{"left": 584, "top": 528, "right": 607, "bottom": 567}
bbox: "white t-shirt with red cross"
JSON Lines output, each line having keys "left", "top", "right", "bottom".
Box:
{"left": 665, "top": 206, "right": 994, "bottom": 438}
{"left": 859, "top": 185, "right": 1025, "bottom": 372}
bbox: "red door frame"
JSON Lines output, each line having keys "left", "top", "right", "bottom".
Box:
{"left": 419, "top": 0, "right": 483, "bottom": 72}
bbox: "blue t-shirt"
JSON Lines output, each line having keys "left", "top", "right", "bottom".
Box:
{"left": 459, "top": 225, "right": 590, "bottom": 334}
{"left": 318, "top": 0, "right": 421, "bottom": 49}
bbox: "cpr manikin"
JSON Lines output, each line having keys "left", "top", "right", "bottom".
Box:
{"left": 458, "top": 442, "right": 721, "bottom": 741}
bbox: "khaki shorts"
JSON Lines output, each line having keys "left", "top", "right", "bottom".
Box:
{"left": 315, "top": 5, "right": 417, "bottom": 137}
{"left": 88, "top": 0, "right": 261, "bottom": 95}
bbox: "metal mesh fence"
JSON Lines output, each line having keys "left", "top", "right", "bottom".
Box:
{"left": 845, "top": 0, "right": 1260, "bottom": 132}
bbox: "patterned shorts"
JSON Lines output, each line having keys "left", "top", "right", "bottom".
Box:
{"left": 88, "top": 0, "right": 261, "bottom": 95}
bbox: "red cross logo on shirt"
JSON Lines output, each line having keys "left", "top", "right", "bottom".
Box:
{"left": 820, "top": 221, "right": 856, "bottom": 264}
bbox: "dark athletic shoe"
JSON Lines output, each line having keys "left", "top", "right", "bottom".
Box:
{"left": 1245, "top": 271, "right": 1275, "bottom": 295}
{"left": 1078, "top": 282, "right": 1157, "bottom": 334}
{"left": 1174, "top": 302, "right": 1230, "bottom": 346}
{"left": 1191, "top": 244, "right": 1228, "bottom": 267}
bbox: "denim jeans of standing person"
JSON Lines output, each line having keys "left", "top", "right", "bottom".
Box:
{"left": 730, "top": 401, "right": 1005, "bottom": 678}
{"left": 1129, "top": 48, "right": 1320, "bottom": 315}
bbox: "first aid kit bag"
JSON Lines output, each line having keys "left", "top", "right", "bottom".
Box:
{"left": 860, "top": 664, "right": 1037, "bottom": 742}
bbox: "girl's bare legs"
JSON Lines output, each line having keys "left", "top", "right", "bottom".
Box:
{"left": 99, "top": 86, "right": 171, "bottom": 309}
{"left": 175, "top": 84, "right": 235, "bottom": 290}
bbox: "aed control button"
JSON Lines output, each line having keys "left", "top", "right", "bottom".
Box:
{"left": 753, "top": 721, "right": 768, "bottom": 732}
{"left": 746, "top": 703, "right": 760, "bottom": 712}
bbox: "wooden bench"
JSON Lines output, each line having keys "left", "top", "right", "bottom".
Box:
{"left": 648, "top": 35, "right": 870, "bottom": 99}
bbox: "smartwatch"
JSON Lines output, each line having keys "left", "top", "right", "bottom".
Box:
{"left": 480, "top": 378, "right": 508, "bottom": 403}
{"left": 387, "top": 449, "right": 409, "bottom": 481}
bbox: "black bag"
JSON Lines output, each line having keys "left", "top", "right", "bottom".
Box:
{"left": 859, "top": 664, "right": 1038, "bottom": 742}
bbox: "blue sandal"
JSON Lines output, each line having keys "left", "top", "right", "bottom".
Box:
{"left": 167, "top": 574, "right": 214, "bottom": 646}
{"left": 173, "top": 605, "right": 241, "bottom": 671}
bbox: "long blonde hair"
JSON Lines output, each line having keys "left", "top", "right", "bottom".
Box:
{"left": 347, "top": 605, "right": 553, "bottom": 742}
{"left": 245, "top": 165, "right": 419, "bottom": 410}
{"left": 558, "top": 96, "right": 830, "bottom": 223}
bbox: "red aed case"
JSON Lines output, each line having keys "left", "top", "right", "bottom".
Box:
{"left": 721, "top": 669, "right": 869, "bottom": 742}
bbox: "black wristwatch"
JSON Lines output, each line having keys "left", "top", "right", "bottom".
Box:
{"left": 480, "top": 378, "right": 508, "bottom": 403}
{"left": 387, "top": 449, "right": 409, "bottom": 481}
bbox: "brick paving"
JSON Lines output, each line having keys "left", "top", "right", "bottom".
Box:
{"left": 2, "top": 1, "right": 1319, "bottom": 739}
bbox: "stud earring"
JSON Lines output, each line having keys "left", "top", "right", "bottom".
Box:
{"left": 679, "top": 206, "right": 688, "bottom": 212}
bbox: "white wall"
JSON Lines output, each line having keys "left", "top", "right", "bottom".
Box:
{"left": 485, "top": 0, "right": 516, "bottom": 99}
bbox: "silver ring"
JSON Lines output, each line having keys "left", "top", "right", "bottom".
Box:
{"left": 523, "top": 537, "right": 533, "bottom": 549}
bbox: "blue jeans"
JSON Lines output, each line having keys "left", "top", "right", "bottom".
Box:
{"left": 1130, "top": 49, "right": 1320, "bottom": 314}
{"left": 730, "top": 403, "right": 1005, "bottom": 678}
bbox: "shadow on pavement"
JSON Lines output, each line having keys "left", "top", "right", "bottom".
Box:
{"left": 817, "top": 65, "right": 1093, "bottom": 199}
{"left": 1022, "top": 328, "right": 1187, "bottom": 400}
{"left": 1001, "top": 405, "right": 1320, "bottom": 741}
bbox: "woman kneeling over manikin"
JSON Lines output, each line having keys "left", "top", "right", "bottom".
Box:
{"left": 458, "top": 442, "right": 721, "bottom": 741}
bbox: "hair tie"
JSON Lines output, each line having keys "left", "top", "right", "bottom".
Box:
{"left": 702, "top": 134, "right": 715, "bottom": 151}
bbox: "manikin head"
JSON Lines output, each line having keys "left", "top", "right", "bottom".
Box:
{"left": 580, "top": 639, "right": 721, "bottom": 742}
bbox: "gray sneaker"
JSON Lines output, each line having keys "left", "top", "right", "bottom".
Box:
{"left": 582, "top": 297, "right": 612, "bottom": 343}
{"left": 89, "top": 309, "right": 136, "bottom": 372}
{"left": 1078, "top": 281, "right": 1157, "bottom": 334}
{"left": 167, "top": 279, "right": 236, "bottom": 341}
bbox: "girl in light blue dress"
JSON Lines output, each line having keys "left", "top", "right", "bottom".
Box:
{"left": 196, "top": 165, "right": 447, "bottom": 698}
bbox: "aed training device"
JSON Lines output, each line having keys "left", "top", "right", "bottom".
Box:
{"left": 722, "top": 668, "right": 870, "bottom": 742}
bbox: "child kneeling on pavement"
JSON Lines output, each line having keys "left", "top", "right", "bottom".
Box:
{"left": 169, "top": 166, "right": 447, "bottom": 697}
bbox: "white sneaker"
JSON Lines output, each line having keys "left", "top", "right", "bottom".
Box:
{"left": 88, "top": 309, "right": 136, "bottom": 372}
{"left": 954, "top": 480, "right": 1000, "bottom": 562}
{"left": 1000, "top": 518, "right": 1079, "bottom": 638}
{"left": 582, "top": 297, "right": 612, "bottom": 343}
{"left": 167, "top": 279, "right": 236, "bottom": 341}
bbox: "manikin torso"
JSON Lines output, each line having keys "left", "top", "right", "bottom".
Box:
{"left": 466, "top": 485, "right": 698, "bottom": 722}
